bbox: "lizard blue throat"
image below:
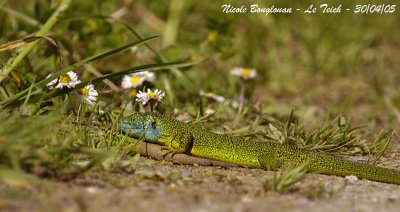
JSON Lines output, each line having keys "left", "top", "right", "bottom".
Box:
{"left": 121, "top": 114, "right": 163, "bottom": 142}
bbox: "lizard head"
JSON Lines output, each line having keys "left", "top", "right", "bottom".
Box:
{"left": 122, "top": 112, "right": 193, "bottom": 150}
{"left": 121, "top": 112, "right": 164, "bottom": 142}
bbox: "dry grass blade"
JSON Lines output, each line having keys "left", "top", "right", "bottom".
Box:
{"left": 0, "top": 36, "right": 59, "bottom": 55}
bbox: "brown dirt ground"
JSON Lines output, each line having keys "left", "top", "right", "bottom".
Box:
{"left": 1, "top": 150, "right": 400, "bottom": 212}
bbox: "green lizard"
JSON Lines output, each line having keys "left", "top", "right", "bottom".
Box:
{"left": 121, "top": 112, "right": 400, "bottom": 184}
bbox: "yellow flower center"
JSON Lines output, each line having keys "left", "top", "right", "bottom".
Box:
{"left": 59, "top": 75, "right": 72, "bottom": 84}
{"left": 87, "top": 19, "right": 97, "bottom": 29}
{"left": 79, "top": 88, "right": 89, "bottom": 97}
{"left": 240, "top": 68, "right": 252, "bottom": 78}
{"left": 207, "top": 32, "right": 218, "bottom": 42}
{"left": 147, "top": 91, "right": 159, "bottom": 99}
{"left": 130, "top": 89, "right": 137, "bottom": 97}
{"left": 130, "top": 76, "right": 142, "bottom": 84}
{"left": 206, "top": 92, "right": 216, "bottom": 97}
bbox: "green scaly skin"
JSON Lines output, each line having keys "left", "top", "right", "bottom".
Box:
{"left": 121, "top": 112, "right": 400, "bottom": 184}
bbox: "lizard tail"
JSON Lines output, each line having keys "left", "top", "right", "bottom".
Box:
{"left": 259, "top": 143, "right": 400, "bottom": 184}
{"left": 305, "top": 151, "right": 400, "bottom": 184}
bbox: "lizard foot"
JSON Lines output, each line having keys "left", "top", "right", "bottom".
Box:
{"left": 161, "top": 146, "right": 179, "bottom": 159}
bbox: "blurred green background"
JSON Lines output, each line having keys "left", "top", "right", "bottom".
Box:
{"left": 1, "top": 0, "right": 400, "bottom": 128}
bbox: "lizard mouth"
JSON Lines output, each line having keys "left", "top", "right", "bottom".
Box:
{"left": 120, "top": 114, "right": 163, "bottom": 142}
{"left": 120, "top": 117, "right": 145, "bottom": 137}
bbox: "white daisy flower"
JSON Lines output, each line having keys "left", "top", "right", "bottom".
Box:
{"left": 135, "top": 88, "right": 165, "bottom": 105}
{"left": 121, "top": 71, "right": 156, "bottom": 89}
{"left": 46, "top": 74, "right": 58, "bottom": 88}
{"left": 230, "top": 67, "right": 257, "bottom": 80}
{"left": 46, "top": 71, "right": 81, "bottom": 89}
{"left": 122, "top": 74, "right": 144, "bottom": 89}
{"left": 78, "top": 84, "right": 98, "bottom": 105}
{"left": 199, "top": 90, "right": 225, "bottom": 102}
{"left": 142, "top": 71, "right": 156, "bottom": 82}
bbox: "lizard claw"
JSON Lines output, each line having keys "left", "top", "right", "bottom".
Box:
{"left": 161, "top": 146, "right": 178, "bottom": 159}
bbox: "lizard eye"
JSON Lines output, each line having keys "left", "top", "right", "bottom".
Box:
{"left": 151, "top": 121, "right": 157, "bottom": 129}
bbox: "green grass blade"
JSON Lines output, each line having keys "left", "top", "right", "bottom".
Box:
{"left": 80, "top": 60, "right": 198, "bottom": 85}
{"left": 0, "top": 6, "right": 41, "bottom": 27}
{"left": 0, "top": 0, "right": 72, "bottom": 83}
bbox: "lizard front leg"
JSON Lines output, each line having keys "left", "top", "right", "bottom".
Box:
{"left": 162, "top": 132, "right": 194, "bottom": 157}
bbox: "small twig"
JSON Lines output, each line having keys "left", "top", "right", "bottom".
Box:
{"left": 233, "top": 81, "right": 247, "bottom": 126}
{"left": 237, "top": 81, "right": 246, "bottom": 115}
{"left": 110, "top": 7, "right": 128, "bottom": 20}
{"left": 134, "top": 3, "right": 165, "bottom": 32}
{"left": 83, "top": 64, "right": 120, "bottom": 92}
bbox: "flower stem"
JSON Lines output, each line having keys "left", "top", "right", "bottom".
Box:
{"left": 233, "top": 81, "right": 247, "bottom": 126}
{"left": 150, "top": 101, "right": 154, "bottom": 112}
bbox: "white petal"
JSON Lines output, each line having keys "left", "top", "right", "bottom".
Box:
{"left": 46, "top": 74, "right": 58, "bottom": 88}
{"left": 230, "top": 67, "right": 243, "bottom": 76}
{"left": 144, "top": 71, "right": 156, "bottom": 81}
{"left": 214, "top": 96, "right": 225, "bottom": 102}
{"left": 121, "top": 76, "right": 133, "bottom": 89}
